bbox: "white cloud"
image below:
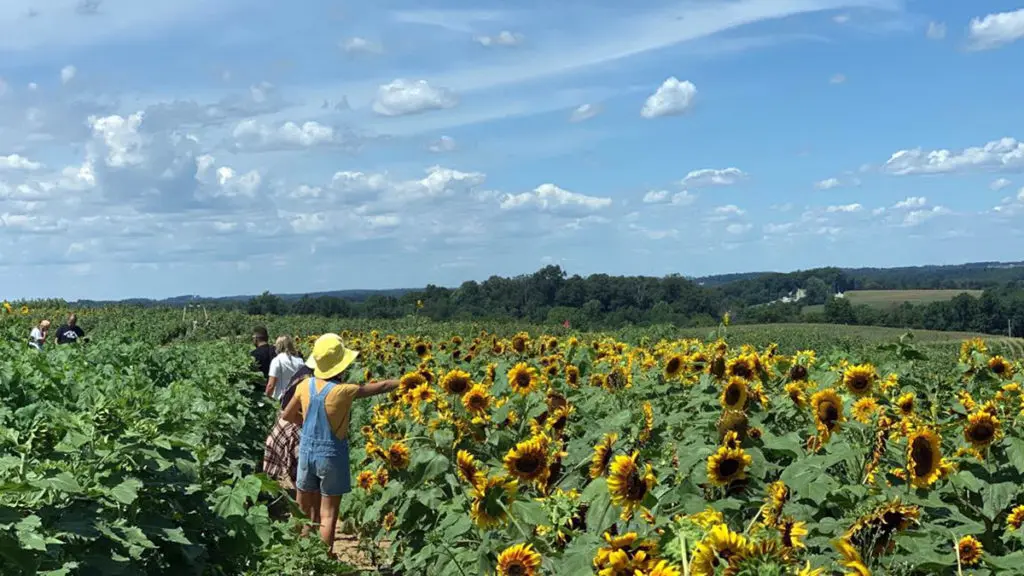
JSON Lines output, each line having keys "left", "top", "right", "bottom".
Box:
{"left": 342, "top": 37, "right": 383, "bottom": 54}
{"left": 726, "top": 223, "right": 752, "bottom": 234}
{"left": 826, "top": 203, "right": 862, "bottom": 213}
{"left": 60, "top": 65, "right": 77, "bottom": 85}
{"left": 892, "top": 196, "right": 927, "bottom": 209}
{"left": 640, "top": 77, "right": 697, "bottom": 119}
{"left": 814, "top": 177, "right": 841, "bottom": 190}
{"left": 763, "top": 222, "right": 795, "bottom": 235}
{"left": 475, "top": 31, "right": 524, "bottom": 46}
{"left": 569, "top": 103, "right": 601, "bottom": 123}
{"left": 428, "top": 135, "right": 457, "bottom": 153}
{"left": 231, "top": 119, "right": 356, "bottom": 151}
{"left": 642, "top": 189, "right": 696, "bottom": 205}
{"left": 682, "top": 167, "right": 746, "bottom": 187}
{"left": 926, "top": 21, "right": 946, "bottom": 40}
{"left": 372, "top": 79, "right": 458, "bottom": 117}
{"left": 0, "top": 154, "right": 43, "bottom": 171}
{"left": 88, "top": 112, "right": 145, "bottom": 168}
{"left": 500, "top": 183, "right": 612, "bottom": 212}
{"left": 713, "top": 204, "right": 745, "bottom": 216}
{"left": 991, "top": 178, "right": 1012, "bottom": 191}
{"left": 883, "top": 137, "right": 1024, "bottom": 175}
{"left": 830, "top": 73, "right": 846, "bottom": 84}
{"left": 833, "top": 13, "right": 850, "bottom": 23}
{"left": 903, "top": 206, "right": 950, "bottom": 226}
{"left": 968, "top": 9, "right": 1024, "bottom": 51}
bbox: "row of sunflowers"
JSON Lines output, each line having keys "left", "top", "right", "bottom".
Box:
{"left": 298, "top": 330, "right": 1024, "bottom": 575}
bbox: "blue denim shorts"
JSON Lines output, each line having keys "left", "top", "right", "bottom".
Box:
{"left": 296, "top": 452, "right": 351, "bottom": 496}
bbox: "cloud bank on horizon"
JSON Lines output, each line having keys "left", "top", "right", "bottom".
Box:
{"left": 1, "top": 0, "right": 1023, "bottom": 300}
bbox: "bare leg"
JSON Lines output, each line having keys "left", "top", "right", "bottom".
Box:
{"left": 318, "top": 494, "right": 343, "bottom": 552}
{"left": 296, "top": 489, "right": 322, "bottom": 537}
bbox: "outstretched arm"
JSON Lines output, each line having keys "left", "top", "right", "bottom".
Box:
{"left": 355, "top": 379, "right": 400, "bottom": 399}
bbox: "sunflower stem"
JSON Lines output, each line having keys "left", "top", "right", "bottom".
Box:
{"left": 498, "top": 501, "right": 529, "bottom": 540}
{"left": 744, "top": 506, "right": 763, "bottom": 535}
{"left": 679, "top": 532, "right": 690, "bottom": 576}
{"left": 954, "top": 534, "right": 963, "bottom": 576}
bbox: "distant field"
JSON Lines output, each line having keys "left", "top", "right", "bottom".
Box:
{"left": 801, "top": 289, "right": 983, "bottom": 315}
{"left": 675, "top": 322, "right": 1024, "bottom": 357}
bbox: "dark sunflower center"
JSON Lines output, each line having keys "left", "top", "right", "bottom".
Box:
{"left": 515, "top": 372, "right": 532, "bottom": 389}
{"left": 507, "top": 564, "right": 526, "bottom": 576}
{"left": 449, "top": 378, "right": 469, "bottom": 394}
{"left": 849, "top": 376, "right": 869, "bottom": 391}
{"left": 666, "top": 358, "right": 682, "bottom": 374}
{"left": 781, "top": 524, "right": 794, "bottom": 547}
{"left": 513, "top": 339, "right": 526, "bottom": 352}
{"left": 992, "top": 361, "right": 1007, "bottom": 374}
{"left": 625, "top": 470, "right": 647, "bottom": 501}
{"left": 789, "top": 365, "right": 808, "bottom": 381}
{"left": 969, "top": 422, "right": 994, "bottom": 442}
{"left": 910, "top": 437, "right": 934, "bottom": 475}
{"left": 469, "top": 395, "right": 486, "bottom": 410}
{"left": 732, "top": 364, "right": 753, "bottom": 379}
{"left": 719, "top": 457, "right": 740, "bottom": 478}
{"left": 415, "top": 345, "right": 427, "bottom": 355}
{"left": 820, "top": 403, "right": 839, "bottom": 426}
{"left": 568, "top": 372, "right": 578, "bottom": 384}
{"left": 515, "top": 455, "right": 542, "bottom": 475}
{"left": 724, "top": 384, "right": 744, "bottom": 406}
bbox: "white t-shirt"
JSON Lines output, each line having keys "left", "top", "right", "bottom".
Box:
{"left": 268, "top": 353, "right": 305, "bottom": 400}
{"left": 29, "top": 327, "right": 45, "bottom": 349}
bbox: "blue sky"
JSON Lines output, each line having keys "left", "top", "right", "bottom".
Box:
{"left": 1, "top": 0, "right": 1023, "bottom": 300}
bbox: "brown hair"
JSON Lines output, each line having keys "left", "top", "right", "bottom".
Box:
{"left": 274, "top": 335, "right": 298, "bottom": 356}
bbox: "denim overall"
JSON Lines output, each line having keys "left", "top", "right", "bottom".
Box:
{"left": 296, "top": 377, "right": 351, "bottom": 496}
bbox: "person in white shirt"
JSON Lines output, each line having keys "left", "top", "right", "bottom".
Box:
{"left": 29, "top": 320, "right": 50, "bottom": 350}
{"left": 265, "top": 336, "right": 305, "bottom": 400}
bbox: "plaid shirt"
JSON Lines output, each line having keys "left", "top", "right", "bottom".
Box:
{"left": 261, "top": 367, "right": 311, "bottom": 484}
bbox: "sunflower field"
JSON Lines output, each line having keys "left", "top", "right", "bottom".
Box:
{"left": 339, "top": 329, "right": 1024, "bottom": 575}
{"left": 4, "top": 304, "right": 1024, "bottom": 575}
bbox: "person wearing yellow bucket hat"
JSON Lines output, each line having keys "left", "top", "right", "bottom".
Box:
{"left": 281, "top": 333, "right": 400, "bottom": 551}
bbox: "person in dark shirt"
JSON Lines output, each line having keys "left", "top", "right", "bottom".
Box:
{"left": 55, "top": 314, "right": 86, "bottom": 345}
{"left": 250, "top": 326, "right": 275, "bottom": 378}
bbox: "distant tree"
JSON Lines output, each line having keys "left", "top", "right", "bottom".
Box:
{"left": 247, "top": 291, "right": 285, "bottom": 315}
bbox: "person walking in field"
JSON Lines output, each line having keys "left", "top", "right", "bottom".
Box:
{"left": 250, "top": 326, "right": 275, "bottom": 380}
{"left": 29, "top": 319, "right": 50, "bottom": 350}
{"left": 281, "top": 333, "right": 399, "bottom": 552}
{"left": 262, "top": 364, "right": 312, "bottom": 489}
{"left": 55, "top": 314, "right": 85, "bottom": 345}
{"left": 266, "top": 336, "right": 306, "bottom": 400}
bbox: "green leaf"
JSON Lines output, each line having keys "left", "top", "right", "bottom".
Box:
{"left": 512, "top": 500, "right": 548, "bottom": 526}
{"left": 109, "top": 478, "right": 143, "bottom": 505}
{"left": 39, "top": 562, "right": 80, "bottom": 576}
{"left": 1006, "top": 438, "right": 1024, "bottom": 475}
{"left": 581, "top": 478, "right": 607, "bottom": 503}
{"left": 984, "top": 482, "right": 1019, "bottom": 521}
{"left": 442, "top": 515, "right": 473, "bottom": 541}
{"left": 160, "top": 527, "right": 192, "bottom": 545}
{"left": 32, "top": 472, "right": 83, "bottom": 494}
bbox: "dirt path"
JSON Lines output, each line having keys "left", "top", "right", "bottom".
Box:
{"left": 332, "top": 531, "right": 392, "bottom": 574}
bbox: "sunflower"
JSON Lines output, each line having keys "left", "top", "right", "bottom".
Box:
{"left": 590, "top": 433, "right": 618, "bottom": 479}
{"left": 413, "top": 341, "right": 431, "bottom": 359}
{"left": 706, "top": 445, "right": 752, "bottom": 487}
{"left": 761, "top": 481, "right": 789, "bottom": 526}
{"left": 845, "top": 500, "right": 921, "bottom": 556}
{"left": 20, "top": 305, "right": 29, "bottom": 315}
{"left": 852, "top": 397, "right": 880, "bottom": 424}
{"left": 834, "top": 539, "right": 870, "bottom": 576}
{"left": 796, "top": 562, "right": 824, "bottom": 576}
{"left": 376, "top": 467, "right": 389, "bottom": 487}
{"left": 603, "top": 366, "right": 631, "bottom": 390}
{"left": 788, "top": 363, "right": 808, "bottom": 382}
{"left": 896, "top": 392, "right": 915, "bottom": 417}
{"left": 726, "top": 354, "right": 757, "bottom": 380}
{"left": 785, "top": 383, "right": 807, "bottom": 407}
{"left": 440, "top": 369, "right": 472, "bottom": 396}
{"left": 409, "top": 382, "right": 436, "bottom": 405}
{"left": 1, "top": 301, "right": 11, "bottom": 314}
{"left": 842, "top": 364, "right": 876, "bottom": 397}
{"left": 720, "top": 377, "right": 749, "bottom": 411}
{"left": 811, "top": 388, "right": 844, "bottom": 437}
{"left": 382, "top": 511, "right": 396, "bottom": 531}
{"left": 664, "top": 355, "right": 685, "bottom": 379}
{"left": 963, "top": 411, "right": 1001, "bottom": 448}
{"left": 689, "top": 524, "right": 749, "bottom": 576}
{"left": 356, "top": 470, "right": 375, "bottom": 491}
{"left": 957, "top": 536, "right": 983, "bottom": 566}
{"left": 689, "top": 507, "right": 725, "bottom": 529}
{"left": 646, "top": 560, "right": 681, "bottom": 576}
{"left": 496, "top": 543, "right": 542, "bottom": 576}
{"left": 503, "top": 436, "right": 551, "bottom": 486}
{"left": 717, "top": 410, "right": 749, "bottom": 443}
{"left": 722, "top": 540, "right": 791, "bottom": 576}
{"left": 607, "top": 452, "right": 656, "bottom": 517}
{"left": 778, "top": 517, "right": 808, "bottom": 549}
{"left": 508, "top": 363, "right": 539, "bottom": 396}
{"left": 462, "top": 384, "right": 492, "bottom": 415}
{"left": 565, "top": 364, "right": 580, "bottom": 387}
{"left": 399, "top": 372, "right": 427, "bottom": 395}
{"left": 387, "top": 442, "right": 410, "bottom": 470}
{"left": 988, "top": 355, "right": 1013, "bottom": 379}
{"left": 593, "top": 532, "right": 658, "bottom": 575}
{"left": 907, "top": 427, "right": 943, "bottom": 488}
{"left": 639, "top": 402, "right": 654, "bottom": 444}
{"left": 511, "top": 333, "right": 529, "bottom": 354}
{"left": 469, "top": 475, "right": 518, "bottom": 529}
{"left": 1007, "top": 505, "right": 1024, "bottom": 531}
{"left": 457, "top": 450, "right": 484, "bottom": 486}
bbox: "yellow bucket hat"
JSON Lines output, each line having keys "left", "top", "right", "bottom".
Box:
{"left": 306, "top": 333, "right": 359, "bottom": 380}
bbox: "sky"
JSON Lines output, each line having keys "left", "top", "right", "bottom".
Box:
{"left": 1, "top": 0, "right": 1024, "bottom": 300}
